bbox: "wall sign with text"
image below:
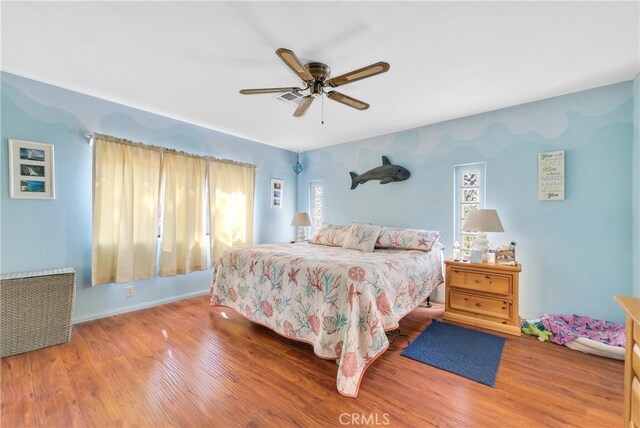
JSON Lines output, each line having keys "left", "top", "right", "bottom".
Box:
{"left": 538, "top": 150, "right": 564, "bottom": 200}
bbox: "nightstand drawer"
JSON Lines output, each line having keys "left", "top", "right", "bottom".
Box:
{"left": 448, "top": 268, "right": 511, "bottom": 295}
{"left": 634, "top": 344, "right": 640, "bottom": 378}
{"left": 449, "top": 290, "right": 512, "bottom": 320}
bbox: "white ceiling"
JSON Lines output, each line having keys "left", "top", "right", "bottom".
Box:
{"left": 1, "top": 1, "right": 638, "bottom": 151}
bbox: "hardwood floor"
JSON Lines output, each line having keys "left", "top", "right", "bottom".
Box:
{"left": 1, "top": 295, "right": 624, "bottom": 427}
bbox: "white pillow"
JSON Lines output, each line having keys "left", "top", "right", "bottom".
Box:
{"left": 342, "top": 223, "right": 382, "bottom": 252}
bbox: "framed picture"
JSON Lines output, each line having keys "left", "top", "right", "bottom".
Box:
{"left": 462, "top": 171, "right": 479, "bottom": 187}
{"left": 270, "top": 178, "right": 283, "bottom": 209}
{"left": 8, "top": 139, "right": 55, "bottom": 199}
{"left": 462, "top": 187, "right": 479, "bottom": 203}
{"left": 461, "top": 203, "right": 479, "bottom": 220}
{"left": 538, "top": 150, "right": 564, "bottom": 200}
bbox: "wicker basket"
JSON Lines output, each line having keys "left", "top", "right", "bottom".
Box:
{"left": 1, "top": 268, "right": 76, "bottom": 357}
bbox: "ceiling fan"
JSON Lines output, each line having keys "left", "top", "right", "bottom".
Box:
{"left": 240, "top": 48, "right": 390, "bottom": 117}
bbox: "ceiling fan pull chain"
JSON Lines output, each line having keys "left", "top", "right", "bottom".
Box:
{"left": 321, "top": 94, "right": 325, "bottom": 125}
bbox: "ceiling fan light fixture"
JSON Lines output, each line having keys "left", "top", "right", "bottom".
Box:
{"left": 310, "top": 82, "right": 324, "bottom": 97}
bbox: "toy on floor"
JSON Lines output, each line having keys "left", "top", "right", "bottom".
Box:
{"left": 520, "top": 319, "right": 552, "bottom": 341}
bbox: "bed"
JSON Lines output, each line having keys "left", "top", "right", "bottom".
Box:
{"left": 210, "top": 223, "right": 444, "bottom": 397}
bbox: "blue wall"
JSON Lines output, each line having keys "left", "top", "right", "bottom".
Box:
{"left": 1, "top": 72, "right": 298, "bottom": 323}
{"left": 634, "top": 73, "right": 640, "bottom": 298}
{"left": 298, "top": 81, "right": 635, "bottom": 324}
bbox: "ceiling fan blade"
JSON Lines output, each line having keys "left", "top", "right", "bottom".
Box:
{"left": 276, "top": 48, "right": 315, "bottom": 84}
{"left": 326, "top": 91, "right": 369, "bottom": 110}
{"left": 240, "top": 87, "right": 303, "bottom": 95}
{"left": 293, "top": 96, "right": 314, "bottom": 117}
{"left": 327, "top": 62, "right": 390, "bottom": 87}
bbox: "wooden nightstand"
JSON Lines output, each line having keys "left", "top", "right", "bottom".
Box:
{"left": 443, "top": 260, "right": 521, "bottom": 336}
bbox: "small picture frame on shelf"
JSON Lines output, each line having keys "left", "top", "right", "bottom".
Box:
{"left": 496, "top": 242, "right": 517, "bottom": 265}
{"left": 8, "top": 139, "right": 55, "bottom": 199}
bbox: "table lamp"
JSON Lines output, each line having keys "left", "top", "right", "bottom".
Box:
{"left": 462, "top": 209, "right": 504, "bottom": 262}
{"left": 291, "top": 211, "right": 312, "bottom": 242}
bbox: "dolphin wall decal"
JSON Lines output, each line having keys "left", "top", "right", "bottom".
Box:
{"left": 349, "top": 156, "right": 410, "bottom": 190}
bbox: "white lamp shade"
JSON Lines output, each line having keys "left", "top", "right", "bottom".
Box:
{"left": 291, "top": 212, "right": 312, "bottom": 227}
{"left": 462, "top": 209, "right": 504, "bottom": 232}
{"left": 463, "top": 209, "right": 503, "bottom": 263}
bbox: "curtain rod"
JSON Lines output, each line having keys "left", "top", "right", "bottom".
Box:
{"left": 86, "top": 132, "right": 257, "bottom": 169}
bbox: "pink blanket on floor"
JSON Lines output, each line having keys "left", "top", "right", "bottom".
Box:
{"left": 540, "top": 314, "right": 625, "bottom": 348}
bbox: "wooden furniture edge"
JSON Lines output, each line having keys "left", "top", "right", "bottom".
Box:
{"left": 615, "top": 295, "right": 640, "bottom": 428}
{"left": 615, "top": 295, "right": 640, "bottom": 325}
{"left": 444, "top": 259, "right": 522, "bottom": 273}
{"left": 443, "top": 311, "right": 521, "bottom": 336}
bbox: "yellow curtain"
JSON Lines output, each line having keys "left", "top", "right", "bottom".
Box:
{"left": 160, "top": 152, "right": 208, "bottom": 276}
{"left": 208, "top": 161, "right": 255, "bottom": 261}
{"left": 92, "top": 136, "right": 161, "bottom": 285}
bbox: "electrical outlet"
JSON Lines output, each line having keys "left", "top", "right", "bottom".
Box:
{"left": 126, "top": 286, "right": 134, "bottom": 297}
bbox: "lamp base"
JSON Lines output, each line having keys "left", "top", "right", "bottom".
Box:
{"left": 296, "top": 227, "right": 307, "bottom": 242}
{"left": 473, "top": 231, "right": 489, "bottom": 262}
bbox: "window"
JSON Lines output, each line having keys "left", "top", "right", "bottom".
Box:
{"left": 92, "top": 138, "right": 162, "bottom": 285}
{"left": 159, "top": 152, "right": 208, "bottom": 276}
{"left": 454, "top": 163, "right": 485, "bottom": 258}
{"left": 208, "top": 161, "right": 255, "bottom": 261}
{"left": 92, "top": 134, "right": 255, "bottom": 285}
{"left": 309, "top": 181, "right": 323, "bottom": 236}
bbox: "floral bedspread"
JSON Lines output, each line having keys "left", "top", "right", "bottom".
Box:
{"left": 210, "top": 242, "right": 444, "bottom": 397}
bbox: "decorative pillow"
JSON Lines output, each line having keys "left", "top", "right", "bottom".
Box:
{"left": 342, "top": 223, "right": 383, "bottom": 252}
{"left": 309, "top": 223, "right": 350, "bottom": 247}
{"left": 375, "top": 227, "right": 442, "bottom": 252}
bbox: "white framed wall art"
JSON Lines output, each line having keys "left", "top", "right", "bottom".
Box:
{"left": 8, "top": 139, "right": 56, "bottom": 199}
{"left": 270, "top": 178, "right": 283, "bottom": 208}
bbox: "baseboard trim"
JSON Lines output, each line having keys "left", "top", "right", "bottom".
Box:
{"left": 72, "top": 289, "right": 210, "bottom": 324}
